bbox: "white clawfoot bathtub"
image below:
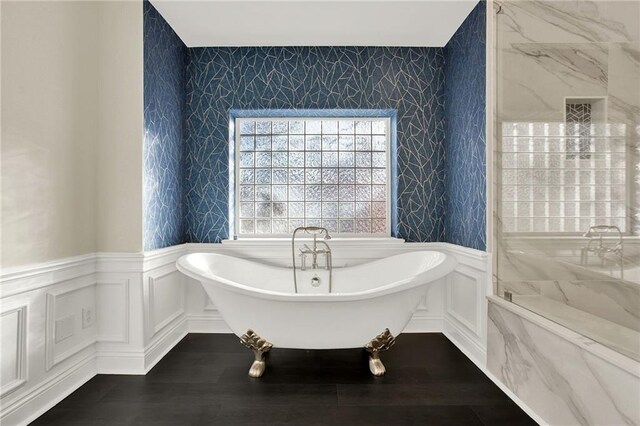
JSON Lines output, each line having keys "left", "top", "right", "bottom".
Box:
{"left": 177, "top": 250, "right": 456, "bottom": 350}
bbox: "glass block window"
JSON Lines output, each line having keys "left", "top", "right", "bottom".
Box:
{"left": 500, "top": 121, "right": 627, "bottom": 234}
{"left": 235, "top": 117, "right": 390, "bottom": 236}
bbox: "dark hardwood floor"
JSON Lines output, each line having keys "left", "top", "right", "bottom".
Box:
{"left": 32, "top": 333, "right": 536, "bottom": 425}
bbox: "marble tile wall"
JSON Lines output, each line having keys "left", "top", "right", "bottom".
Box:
{"left": 143, "top": 0, "right": 187, "bottom": 250}
{"left": 488, "top": 298, "right": 640, "bottom": 426}
{"left": 492, "top": 2, "right": 640, "bottom": 419}
{"left": 494, "top": 0, "right": 640, "bottom": 299}
{"left": 444, "top": 1, "right": 487, "bottom": 250}
{"left": 496, "top": 0, "right": 639, "bottom": 235}
{"left": 495, "top": 4, "right": 639, "bottom": 279}
{"left": 487, "top": 0, "right": 640, "bottom": 425}
{"left": 500, "top": 276, "right": 640, "bottom": 333}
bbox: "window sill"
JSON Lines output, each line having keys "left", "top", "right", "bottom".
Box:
{"left": 221, "top": 236, "right": 405, "bottom": 246}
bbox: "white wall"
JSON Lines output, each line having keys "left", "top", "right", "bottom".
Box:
{"left": 0, "top": 1, "right": 144, "bottom": 269}
{"left": 0, "top": 2, "right": 145, "bottom": 422}
{"left": 96, "top": 1, "right": 144, "bottom": 254}
{"left": 1, "top": 1, "right": 100, "bottom": 268}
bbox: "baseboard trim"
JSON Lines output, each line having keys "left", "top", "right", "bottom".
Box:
{"left": 143, "top": 316, "right": 188, "bottom": 373}
{"left": 186, "top": 314, "right": 233, "bottom": 333}
{"left": 95, "top": 350, "right": 146, "bottom": 375}
{"left": 442, "top": 317, "right": 486, "bottom": 367}
{"left": 96, "top": 317, "right": 189, "bottom": 375}
{"left": 1, "top": 353, "right": 97, "bottom": 426}
{"left": 404, "top": 314, "right": 443, "bottom": 333}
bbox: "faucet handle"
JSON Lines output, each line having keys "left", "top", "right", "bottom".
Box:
{"left": 299, "top": 244, "right": 312, "bottom": 254}
{"left": 298, "top": 248, "right": 308, "bottom": 270}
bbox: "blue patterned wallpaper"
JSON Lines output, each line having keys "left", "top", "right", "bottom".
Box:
{"left": 142, "top": 5, "right": 487, "bottom": 248}
{"left": 444, "top": 1, "right": 487, "bottom": 250}
{"left": 143, "top": 1, "right": 187, "bottom": 250}
{"left": 185, "top": 47, "right": 446, "bottom": 243}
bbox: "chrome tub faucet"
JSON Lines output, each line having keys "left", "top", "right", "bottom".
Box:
{"left": 291, "top": 226, "right": 333, "bottom": 293}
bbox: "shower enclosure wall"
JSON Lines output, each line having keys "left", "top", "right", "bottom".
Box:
{"left": 493, "top": 0, "right": 639, "bottom": 363}
{"left": 488, "top": 3, "right": 640, "bottom": 423}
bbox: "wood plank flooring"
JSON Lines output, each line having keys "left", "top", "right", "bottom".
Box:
{"left": 31, "top": 333, "right": 536, "bottom": 425}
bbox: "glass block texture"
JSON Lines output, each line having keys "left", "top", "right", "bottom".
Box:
{"left": 501, "top": 122, "right": 627, "bottom": 233}
{"left": 237, "top": 119, "right": 388, "bottom": 235}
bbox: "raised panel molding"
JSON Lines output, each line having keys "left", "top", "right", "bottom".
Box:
{"left": 45, "top": 277, "right": 97, "bottom": 371}
{"left": 441, "top": 246, "right": 489, "bottom": 369}
{"left": 0, "top": 352, "right": 97, "bottom": 426}
{"left": 147, "top": 268, "right": 185, "bottom": 336}
{"left": 96, "top": 279, "right": 130, "bottom": 343}
{"left": 445, "top": 267, "right": 483, "bottom": 337}
{"left": 0, "top": 305, "right": 28, "bottom": 397}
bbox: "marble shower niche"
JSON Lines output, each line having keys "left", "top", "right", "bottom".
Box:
{"left": 492, "top": 1, "right": 639, "bottom": 425}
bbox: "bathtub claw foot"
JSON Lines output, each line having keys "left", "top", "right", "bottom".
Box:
{"left": 368, "top": 352, "right": 386, "bottom": 376}
{"left": 365, "top": 328, "right": 395, "bottom": 376}
{"left": 240, "top": 330, "right": 273, "bottom": 378}
{"left": 248, "top": 353, "right": 267, "bottom": 378}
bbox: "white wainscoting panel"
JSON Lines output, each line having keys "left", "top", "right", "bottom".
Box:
{"left": 442, "top": 248, "right": 490, "bottom": 368}
{"left": 0, "top": 246, "right": 189, "bottom": 424}
{"left": 96, "top": 279, "right": 130, "bottom": 343}
{"left": 447, "top": 270, "right": 479, "bottom": 333}
{"left": 45, "top": 276, "right": 97, "bottom": 371}
{"left": 1, "top": 354, "right": 97, "bottom": 426}
{"left": 0, "top": 305, "right": 27, "bottom": 397}
{"left": 141, "top": 259, "right": 188, "bottom": 371}
{"left": 94, "top": 269, "right": 146, "bottom": 375}
{"left": 147, "top": 268, "right": 185, "bottom": 336}
{"left": 93, "top": 253, "right": 185, "bottom": 374}
{"left": 447, "top": 262, "right": 489, "bottom": 340}
{"left": 0, "top": 255, "right": 99, "bottom": 425}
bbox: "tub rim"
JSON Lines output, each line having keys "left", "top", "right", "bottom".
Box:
{"left": 176, "top": 250, "right": 457, "bottom": 302}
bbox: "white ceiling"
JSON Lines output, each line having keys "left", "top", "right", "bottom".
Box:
{"left": 149, "top": 0, "right": 479, "bottom": 48}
